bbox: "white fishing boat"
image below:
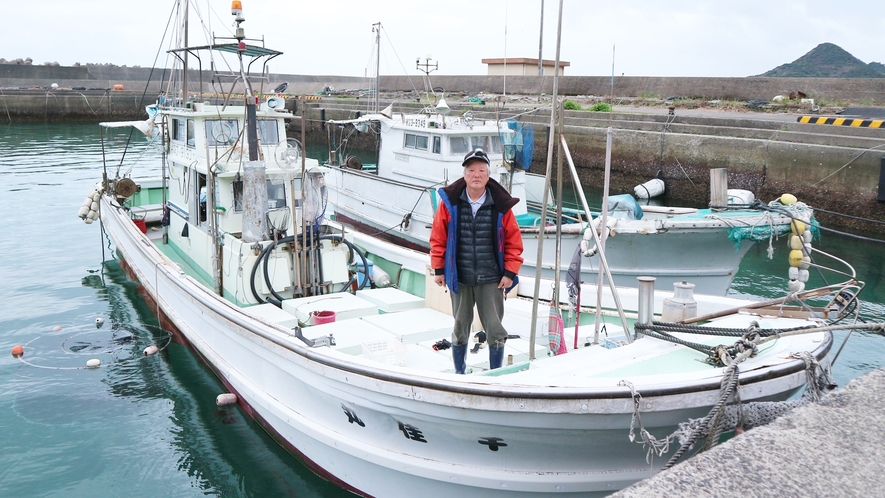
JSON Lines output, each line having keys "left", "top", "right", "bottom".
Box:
{"left": 79, "top": 2, "right": 879, "bottom": 497}
{"left": 322, "top": 28, "right": 812, "bottom": 296}
{"left": 324, "top": 107, "right": 815, "bottom": 296}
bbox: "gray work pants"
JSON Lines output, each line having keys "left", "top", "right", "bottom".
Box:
{"left": 450, "top": 282, "right": 508, "bottom": 348}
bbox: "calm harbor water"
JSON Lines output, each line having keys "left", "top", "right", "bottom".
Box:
{"left": 1, "top": 123, "right": 884, "bottom": 497}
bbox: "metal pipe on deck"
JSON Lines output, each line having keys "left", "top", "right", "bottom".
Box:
{"left": 637, "top": 276, "right": 656, "bottom": 339}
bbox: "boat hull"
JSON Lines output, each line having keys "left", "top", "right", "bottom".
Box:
{"left": 100, "top": 195, "right": 831, "bottom": 497}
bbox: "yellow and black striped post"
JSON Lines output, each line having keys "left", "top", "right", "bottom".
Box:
{"left": 797, "top": 116, "right": 885, "bottom": 128}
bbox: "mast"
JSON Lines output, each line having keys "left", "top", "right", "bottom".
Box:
{"left": 528, "top": 0, "right": 563, "bottom": 357}
{"left": 372, "top": 22, "right": 381, "bottom": 114}
{"left": 181, "top": 0, "right": 188, "bottom": 104}
{"left": 234, "top": 0, "right": 269, "bottom": 243}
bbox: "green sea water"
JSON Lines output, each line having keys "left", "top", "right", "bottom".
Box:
{"left": 1, "top": 123, "right": 883, "bottom": 497}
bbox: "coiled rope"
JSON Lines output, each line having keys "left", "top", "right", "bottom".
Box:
{"left": 622, "top": 311, "right": 861, "bottom": 470}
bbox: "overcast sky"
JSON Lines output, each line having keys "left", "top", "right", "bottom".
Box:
{"left": 8, "top": 1, "right": 885, "bottom": 79}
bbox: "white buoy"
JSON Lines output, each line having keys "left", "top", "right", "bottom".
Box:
{"left": 143, "top": 345, "right": 159, "bottom": 356}
{"left": 86, "top": 358, "right": 101, "bottom": 368}
{"left": 372, "top": 264, "right": 392, "bottom": 288}
{"left": 727, "top": 189, "right": 756, "bottom": 206}
{"left": 95, "top": 317, "right": 104, "bottom": 328}
{"left": 633, "top": 178, "right": 665, "bottom": 199}
{"left": 216, "top": 393, "right": 238, "bottom": 406}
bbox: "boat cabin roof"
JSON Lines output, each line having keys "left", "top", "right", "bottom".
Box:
{"left": 168, "top": 43, "right": 282, "bottom": 59}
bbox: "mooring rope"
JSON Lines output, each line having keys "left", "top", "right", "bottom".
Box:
{"left": 621, "top": 337, "right": 839, "bottom": 470}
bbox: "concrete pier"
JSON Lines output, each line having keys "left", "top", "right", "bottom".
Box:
{"left": 612, "top": 367, "right": 885, "bottom": 497}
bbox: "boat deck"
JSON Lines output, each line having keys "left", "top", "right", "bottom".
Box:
{"left": 141, "top": 225, "right": 826, "bottom": 387}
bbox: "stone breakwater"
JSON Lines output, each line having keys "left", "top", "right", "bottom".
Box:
{"left": 611, "top": 367, "right": 885, "bottom": 497}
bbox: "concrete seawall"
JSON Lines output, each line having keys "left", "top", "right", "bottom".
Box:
{"left": 3, "top": 65, "right": 883, "bottom": 233}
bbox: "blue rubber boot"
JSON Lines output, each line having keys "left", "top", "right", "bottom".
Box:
{"left": 489, "top": 346, "right": 505, "bottom": 370}
{"left": 452, "top": 344, "right": 468, "bottom": 374}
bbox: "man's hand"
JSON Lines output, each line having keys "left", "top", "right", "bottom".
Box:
{"left": 497, "top": 276, "right": 512, "bottom": 289}
{"left": 434, "top": 274, "right": 446, "bottom": 287}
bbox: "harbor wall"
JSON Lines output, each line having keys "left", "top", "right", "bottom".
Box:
{"left": 2, "top": 65, "right": 883, "bottom": 233}
{"left": 4, "top": 64, "right": 885, "bottom": 108}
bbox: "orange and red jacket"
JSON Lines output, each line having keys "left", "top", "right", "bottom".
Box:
{"left": 430, "top": 177, "right": 523, "bottom": 294}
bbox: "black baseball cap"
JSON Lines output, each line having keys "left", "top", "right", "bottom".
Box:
{"left": 462, "top": 148, "right": 490, "bottom": 167}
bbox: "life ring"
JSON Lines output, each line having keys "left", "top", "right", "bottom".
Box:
{"left": 211, "top": 121, "right": 235, "bottom": 144}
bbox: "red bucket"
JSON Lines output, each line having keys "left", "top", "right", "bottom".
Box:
{"left": 313, "top": 310, "right": 336, "bottom": 325}
{"left": 133, "top": 218, "right": 147, "bottom": 233}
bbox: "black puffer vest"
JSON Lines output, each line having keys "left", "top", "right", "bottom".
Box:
{"left": 456, "top": 190, "right": 501, "bottom": 286}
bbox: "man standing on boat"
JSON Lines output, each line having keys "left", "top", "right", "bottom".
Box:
{"left": 430, "top": 148, "right": 524, "bottom": 373}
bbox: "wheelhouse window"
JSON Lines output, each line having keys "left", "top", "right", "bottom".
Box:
{"left": 231, "top": 179, "right": 296, "bottom": 214}
{"left": 471, "top": 135, "right": 502, "bottom": 154}
{"left": 432, "top": 136, "right": 441, "bottom": 154}
{"left": 172, "top": 118, "right": 186, "bottom": 143}
{"left": 450, "top": 135, "right": 503, "bottom": 155}
{"left": 449, "top": 136, "right": 469, "bottom": 155}
{"left": 186, "top": 119, "right": 195, "bottom": 147}
{"left": 206, "top": 119, "right": 240, "bottom": 146}
{"left": 232, "top": 179, "right": 243, "bottom": 212}
{"left": 257, "top": 119, "right": 281, "bottom": 145}
{"left": 404, "top": 133, "right": 429, "bottom": 150}
{"left": 194, "top": 171, "right": 207, "bottom": 223}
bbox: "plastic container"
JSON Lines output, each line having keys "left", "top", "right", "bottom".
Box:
{"left": 361, "top": 339, "right": 407, "bottom": 366}
{"left": 312, "top": 310, "right": 336, "bottom": 325}
{"left": 133, "top": 218, "right": 147, "bottom": 233}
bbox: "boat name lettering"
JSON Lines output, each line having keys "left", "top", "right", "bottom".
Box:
{"left": 478, "top": 437, "right": 508, "bottom": 451}
{"left": 397, "top": 421, "right": 427, "bottom": 443}
{"left": 404, "top": 117, "right": 427, "bottom": 128}
{"left": 341, "top": 405, "right": 365, "bottom": 427}
{"left": 394, "top": 153, "right": 409, "bottom": 162}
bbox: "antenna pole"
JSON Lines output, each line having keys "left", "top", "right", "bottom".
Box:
{"left": 373, "top": 22, "right": 381, "bottom": 114}
{"left": 503, "top": 0, "right": 508, "bottom": 96}
{"left": 538, "top": 0, "right": 544, "bottom": 75}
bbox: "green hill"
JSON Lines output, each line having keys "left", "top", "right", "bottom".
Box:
{"left": 758, "top": 43, "right": 885, "bottom": 78}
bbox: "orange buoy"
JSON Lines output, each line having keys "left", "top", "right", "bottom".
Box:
{"left": 112, "top": 84, "right": 125, "bottom": 91}
{"left": 11, "top": 345, "right": 23, "bottom": 357}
